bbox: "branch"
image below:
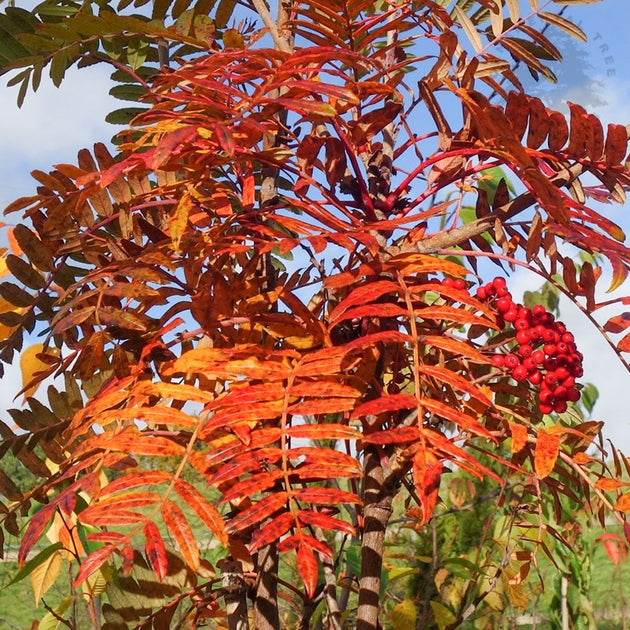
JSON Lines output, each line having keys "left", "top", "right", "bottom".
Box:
{"left": 387, "top": 162, "right": 584, "bottom": 256}
{"left": 250, "top": 0, "right": 292, "bottom": 53}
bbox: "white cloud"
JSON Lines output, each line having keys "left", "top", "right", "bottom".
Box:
{"left": 0, "top": 64, "right": 117, "bottom": 210}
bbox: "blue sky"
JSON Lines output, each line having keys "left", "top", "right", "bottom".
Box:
{"left": 1, "top": 0, "right": 630, "bottom": 450}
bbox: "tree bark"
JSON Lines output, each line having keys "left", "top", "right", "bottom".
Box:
{"left": 253, "top": 543, "right": 280, "bottom": 630}
{"left": 219, "top": 560, "right": 250, "bottom": 630}
{"left": 356, "top": 447, "right": 394, "bottom": 630}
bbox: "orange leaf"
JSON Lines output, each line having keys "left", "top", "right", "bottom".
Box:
{"left": 99, "top": 471, "right": 172, "bottom": 497}
{"left": 162, "top": 500, "right": 200, "bottom": 571}
{"left": 616, "top": 493, "right": 630, "bottom": 512}
{"left": 412, "top": 449, "right": 442, "bottom": 524}
{"left": 596, "top": 478, "right": 626, "bottom": 491}
{"left": 286, "top": 424, "right": 361, "bottom": 441}
{"left": 534, "top": 429, "right": 561, "bottom": 478}
{"left": 604, "top": 313, "right": 630, "bottom": 335}
{"left": 144, "top": 521, "right": 168, "bottom": 581}
{"left": 509, "top": 422, "right": 528, "bottom": 453}
{"left": 174, "top": 480, "right": 228, "bottom": 546}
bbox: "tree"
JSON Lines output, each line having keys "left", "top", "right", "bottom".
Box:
{"left": 1, "top": 0, "right": 630, "bottom": 628}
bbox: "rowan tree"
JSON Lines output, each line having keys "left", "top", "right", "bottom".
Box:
{"left": 1, "top": 0, "right": 630, "bottom": 628}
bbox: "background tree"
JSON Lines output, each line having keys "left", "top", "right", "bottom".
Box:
{"left": 1, "top": 0, "right": 630, "bottom": 628}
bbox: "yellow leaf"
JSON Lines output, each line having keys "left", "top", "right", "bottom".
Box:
{"left": 82, "top": 565, "right": 111, "bottom": 600}
{"left": 430, "top": 600, "right": 456, "bottom": 630}
{"left": 21, "top": 343, "right": 56, "bottom": 400}
{"left": 223, "top": 28, "right": 244, "bottom": 49}
{"left": 31, "top": 550, "right": 63, "bottom": 604}
{"left": 391, "top": 598, "right": 417, "bottom": 630}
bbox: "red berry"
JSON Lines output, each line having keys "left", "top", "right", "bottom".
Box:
{"left": 529, "top": 370, "right": 542, "bottom": 385}
{"left": 518, "top": 344, "right": 533, "bottom": 358}
{"left": 542, "top": 329, "right": 556, "bottom": 343}
{"left": 476, "top": 286, "right": 488, "bottom": 300}
{"left": 515, "top": 319, "right": 530, "bottom": 331}
{"left": 523, "top": 357, "right": 537, "bottom": 371}
{"left": 516, "top": 330, "right": 531, "bottom": 345}
{"left": 545, "top": 372, "right": 558, "bottom": 386}
{"left": 532, "top": 350, "right": 545, "bottom": 365}
{"left": 554, "top": 400, "right": 568, "bottom": 414}
{"left": 532, "top": 304, "right": 546, "bottom": 318}
{"left": 504, "top": 354, "right": 520, "bottom": 369}
{"left": 539, "top": 402, "right": 554, "bottom": 414}
{"left": 553, "top": 385, "right": 568, "bottom": 399}
{"left": 442, "top": 277, "right": 454, "bottom": 287}
{"left": 518, "top": 308, "right": 531, "bottom": 320}
{"left": 540, "top": 389, "right": 553, "bottom": 402}
{"left": 512, "top": 365, "right": 528, "bottom": 381}
{"left": 543, "top": 343, "right": 557, "bottom": 356}
{"left": 497, "top": 297, "right": 512, "bottom": 313}
{"left": 555, "top": 367, "right": 570, "bottom": 381}
{"left": 504, "top": 310, "right": 518, "bottom": 322}
{"left": 562, "top": 332, "right": 575, "bottom": 344}
{"left": 557, "top": 342, "right": 568, "bottom": 354}
{"left": 491, "top": 355, "right": 506, "bottom": 367}
{"left": 562, "top": 376, "right": 575, "bottom": 389}
{"left": 493, "top": 277, "right": 507, "bottom": 289}
{"left": 496, "top": 285, "right": 509, "bottom": 297}
{"left": 567, "top": 388, "right": 580, "bottom": 402}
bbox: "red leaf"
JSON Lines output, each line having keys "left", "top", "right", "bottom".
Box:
{"left": 297, "top": 510, "right": 355, "bottom": 536}
{"left": 73, "top": 545, "right": 118, "bottom": 586}
{"left": 292, "top": 487, "right": 360, "bottom": 506}
{"left": 227, "top": 494, "right": 288, "bottom": 534}
{"left": 361, "top": 426, "right": 420, "bottom": 445}
{"left": 144, "top": 521, "right": 168, "bottom": 581}
{"left": 174, "top": 479, "right": 228, "bottom": 545}
{"left": 350, "top": 394, "right": 417, "bottom": 420}
{"left": 162, "top": 500, "right": 200, "bottom": 571}
{"left": 296, "top": 542, "right": 319, "bottom": 598}
{"left": 250, "top": 512, "right": 296, "bottom": 551}
{"left": 605, "top": 123, "right": 628, "bottom": 166}
{"left": 534, "top": 429, "right": 561, "bottom": 478}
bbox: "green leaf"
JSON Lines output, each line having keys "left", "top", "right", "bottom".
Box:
{"left": 7, "top": 542, "right": 63, "bottom": 586}
{"left": 109, "top": 83, "right": 148, "bottom": 102}
{"left": 105, "top": 106, "right": 147, "bottom": 125}
{"left": 126, "top": 36, "right": 149, "bottom": 70}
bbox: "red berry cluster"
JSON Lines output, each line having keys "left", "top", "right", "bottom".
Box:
{"left": 475, "top": 277, "right": 583, "bottom": 415}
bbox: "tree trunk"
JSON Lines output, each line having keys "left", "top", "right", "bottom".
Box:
{"left": 219, "top": 560, "right": 250, "bottom": 630}
{"left": 356, "top": 447, "right": 394, "bottom": 630}
{"left": 253, "top": 543, "right": 280, "bottom": 630}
